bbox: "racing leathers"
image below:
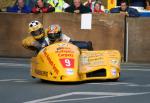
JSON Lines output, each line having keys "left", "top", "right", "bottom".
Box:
{"left": 22, "top": 35, "right": 50, "bottom": 52}
{"left": 22, "top": 34, "right": 93, "bottom": 52}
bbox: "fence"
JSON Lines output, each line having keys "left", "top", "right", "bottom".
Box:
{"left": 0, "top": 13, "right": 149, "bottom": 62}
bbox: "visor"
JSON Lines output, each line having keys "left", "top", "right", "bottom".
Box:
{"left": 48, "top": 33, "right": 61, "bottom": 40}
{"left": 31, "top": 28, "right": 44, "bottom": 37}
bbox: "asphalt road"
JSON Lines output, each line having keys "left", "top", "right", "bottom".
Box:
{"left": 0, "top": 58, "right": 150, "bottom": 103}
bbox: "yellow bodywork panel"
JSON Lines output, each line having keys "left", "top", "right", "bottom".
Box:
{"left": 79, "top": 50, "right": 121, "bottom": 80}
{"left": 31, "top": 42, "right": 121, "bottom": 82}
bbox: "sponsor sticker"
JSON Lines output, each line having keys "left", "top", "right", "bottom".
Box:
{"left": 66, "top": 69, "right": 74, "bottom": 75}
{"left": 58, "top": 54, "right": 73, "bottom": 57}
{"left": 43, "top": 50, "right": 59, "bottom": 74}
{"left": 56, "top": 46, "right": 74, "bottom": 53}
{"left": 34, "top": 69, "right": 48, "bottom": 77}
{"left": 111, "top": 69, "right": 117, "bottom": 76}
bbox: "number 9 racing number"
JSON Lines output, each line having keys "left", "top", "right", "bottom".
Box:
{"left": 60, "top": 58, "right": 74, "bottom": 68}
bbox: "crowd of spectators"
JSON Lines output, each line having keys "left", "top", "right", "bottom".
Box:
{"left": 1, "top": 0, "right": 150, "bottom": 17}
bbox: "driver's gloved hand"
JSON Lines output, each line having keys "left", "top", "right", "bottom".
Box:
{"left": 31, "top": 41, "right": 42, "bottom": 51}
{"left": 41, "top": 40, "right": 49, "bottom": 48}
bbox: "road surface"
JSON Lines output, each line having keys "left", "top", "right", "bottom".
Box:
{"left": 0, "top": 58, "right": 150, "bottom": 103}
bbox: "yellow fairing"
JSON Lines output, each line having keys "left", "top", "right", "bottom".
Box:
{"left": 31, "top": 42, "right": 81, "bottom": 82}
{"left": 31, "top": 42, "right": 121, "bottom": 82}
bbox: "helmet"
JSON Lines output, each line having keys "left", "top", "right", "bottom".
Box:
{"left": 46, "top": 24, "right": 62, "bottom": 41}
{"left": 28, "top": 20, "right": 44, "bottom": 40}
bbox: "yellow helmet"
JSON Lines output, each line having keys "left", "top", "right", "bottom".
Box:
{"left": 28, "top": 20, "right": 44, "bottom": 40}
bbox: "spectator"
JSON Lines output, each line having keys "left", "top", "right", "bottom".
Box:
{"left": 47, "top": 0, "right": 69, "bottom": 12}
{"left": 117, "top": 0, "right": 129, "bottom": 6}
{"left": 65, "top": 0, "right": 91, "bottom": 14}
{"left": 146, "top": 0, "right": 150, "bottom": 10}
{"left": 7, "top": 0, "right": 31, "bottom": 13}
{"left": 93, "top": 2, "right": 104, "bottom": 13}
{"left": 84, "top": 0, "right": 105, "bottom": 12}
{"left": 110, "top": 1, "right": 140, "bottom": 17}
{"left": 32, "top": 0, "right": 55, "bottom": 13}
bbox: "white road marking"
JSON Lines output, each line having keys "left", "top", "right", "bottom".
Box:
{"left": 14, "top": 80, "right": 30, "bottom": 83}
{"left": 24, "top": 92, "right": 75, "bottom": 103}
{"left": 122, "top": 66, "right": 150, "bottom": 68}
{"left": 122, "top": 63, "right": 150, "bottom": 66}
{"left": 0, "top": 79, "right": 27, "bottom": 82}
{"left": 0, "top": 63, "right": 29, "bottom": 67}
{"left": 88, "top": 82, "right": 131, "bottom": 85}
{"left": 122, "top": 68, "right": 150, "bottom": 71}
{"left": 40, "top": 96, "right": 122, "bottom": 103}
{"left": 24, "top": 92, "right": 150, "bottom": 103}
{"left": 87, "top": 82, "right": 149, "bottom": 87}
{"left": 127, "top": 84, "right": 141, "bottom": 86}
